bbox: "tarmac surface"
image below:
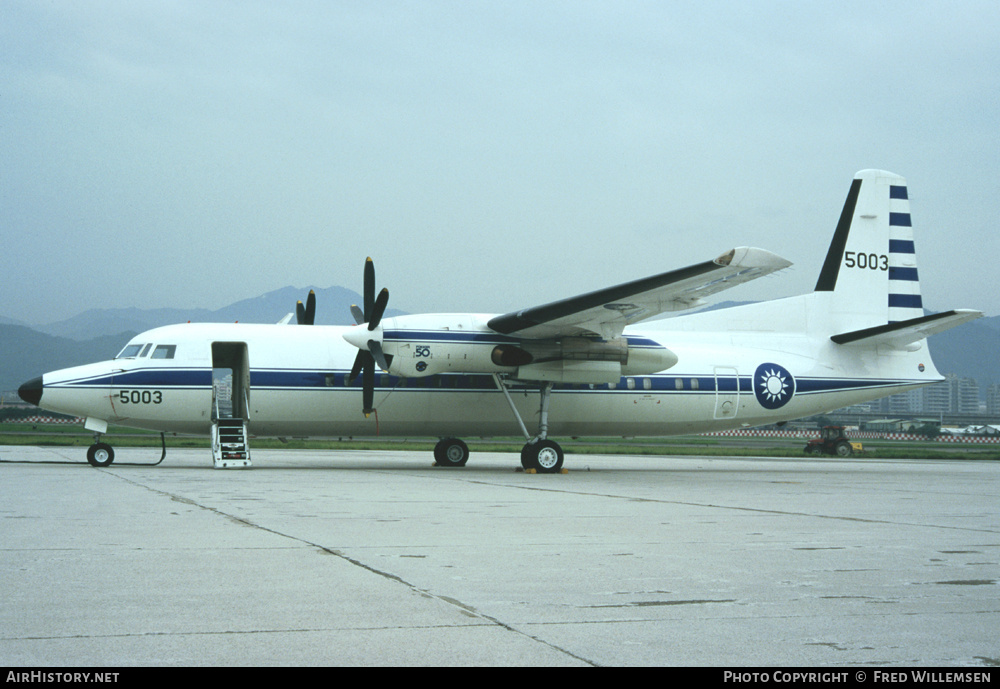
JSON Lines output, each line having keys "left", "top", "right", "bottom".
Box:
{"left": 1, "top": 445, "right": 998, "bottom": 667}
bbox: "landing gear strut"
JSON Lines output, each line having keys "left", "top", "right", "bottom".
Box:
{"left": 495, "top": 376, "right": 565, "bottom": 473}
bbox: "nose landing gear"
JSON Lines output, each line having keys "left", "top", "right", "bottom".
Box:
{"left": 85, "top": 432, "right": 167, "bottom": 467}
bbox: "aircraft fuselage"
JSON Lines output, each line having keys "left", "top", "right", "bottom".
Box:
{"left": 28, "top": 309, "right": 936, "bottom": 440}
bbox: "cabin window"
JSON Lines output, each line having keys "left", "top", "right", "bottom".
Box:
{"left": 675, "top": 378, "right": 683, "bottom": 390}
{"left": 626, "top": 378, "right": 635, "bottom": 390}
{"left": 151, "top": 345, "right": 177, "bottom": 359}
{"left": 643, "top": 378, "right": 652, "bottom": 390}
{"left": 690, "top": 378, "right": 699, "bottom": 390}
{"left": 116, "top": 344, "right": 145, "bottom": 359}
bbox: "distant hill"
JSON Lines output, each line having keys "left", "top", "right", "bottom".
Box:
{"left": 926, "top": 317, "right": 1000, "bottom": 389}
{"left": 0, "top": 324, "right": 137, "bottom": 395}
{"left": 30, "top": 286, "right": 406, "bottom": 341}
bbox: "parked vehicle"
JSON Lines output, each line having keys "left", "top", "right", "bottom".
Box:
{"left": 804, "top": 426, "right": 862, "bottom": 456}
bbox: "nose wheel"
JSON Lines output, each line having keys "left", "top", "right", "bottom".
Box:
{"left": 87, "top": 441, "right": 115, "bottom": 467}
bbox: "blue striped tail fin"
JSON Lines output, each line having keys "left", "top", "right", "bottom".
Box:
{"left": 815, "top": 170, "right": 924, "bottom": 329}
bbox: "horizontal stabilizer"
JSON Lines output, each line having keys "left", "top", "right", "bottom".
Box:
{"left": 830, "top": 309, "right": 982, "bottom": 347}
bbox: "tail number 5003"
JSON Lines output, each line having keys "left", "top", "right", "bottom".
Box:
{"left": 844, "top": 251, "right": 888, "bottom": 270}
{"left": 118, "top": 390, "right": 163, "bottom": 404}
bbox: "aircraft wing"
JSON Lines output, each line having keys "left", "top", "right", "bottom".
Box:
{"left": 487, "top": 247, "right": 791, "bottom": 339}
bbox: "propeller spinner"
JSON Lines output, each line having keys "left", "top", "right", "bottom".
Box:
{"left": 344, "top": 258, "right": 390, "bottom": 416}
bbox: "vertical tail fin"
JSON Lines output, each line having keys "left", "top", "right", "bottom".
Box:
{"left": 814, "top": 170, "right": 924, "bottom": 329}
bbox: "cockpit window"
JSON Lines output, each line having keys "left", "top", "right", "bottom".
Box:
{"left": 151, "top": 345, "right": 177, "bottom": 359}
{"left": 139, "top": 343, "right": 153, "bottom": 357}
{"left": 116, "top": 344, "right": 145, "bottom": 359}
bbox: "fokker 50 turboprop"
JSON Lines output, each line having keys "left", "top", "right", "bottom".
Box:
{"left": 18, "top": 170, "right": 981, "bottom": 471}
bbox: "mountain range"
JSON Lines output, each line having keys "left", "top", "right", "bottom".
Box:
{"left": 1, "top": 288, "right": 997, "bottom": 398}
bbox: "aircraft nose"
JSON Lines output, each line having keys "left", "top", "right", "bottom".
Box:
{"left": 18, "top": 376, "right": 43, "bottom": 406}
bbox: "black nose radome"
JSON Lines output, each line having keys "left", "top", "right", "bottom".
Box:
{"left": 18, "top": 377, "right": 43, "bottom": 406}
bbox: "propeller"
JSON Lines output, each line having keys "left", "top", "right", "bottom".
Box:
{"left": 343, "top": 258, "right": 390, "bottom": 416}
{"left": 295, "top": 290, "right": 317, "bottom": 325}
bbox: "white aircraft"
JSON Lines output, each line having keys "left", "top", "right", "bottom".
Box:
{"left": 18, "top": 170, "right": 981, "bottom": 471}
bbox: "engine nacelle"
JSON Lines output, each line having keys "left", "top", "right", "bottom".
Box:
{"left": 514, "top": 336, "right": 678, "bottom": 383}
{"left": 378, "top": 315, "right": 678, "bottom": 382}
{"left": 381, "top": 314, "right": 523, "bottom": 378}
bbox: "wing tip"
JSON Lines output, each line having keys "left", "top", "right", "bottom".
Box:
{"left": 716, "top": 247, "right": 793, "bottom": 270}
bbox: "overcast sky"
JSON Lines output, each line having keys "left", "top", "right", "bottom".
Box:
{"left": 3, "top": 1, "right": 998, "bottom": 326}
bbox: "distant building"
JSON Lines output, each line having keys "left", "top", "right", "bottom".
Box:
{"left": 988, "top": 384, "right": 1000, "bottom": 418}
{"left": 877, "top": 374, "right": 980, "bottom": 416}
{"left": 948, "top": 374, "right": 980, "bottom": 415}
{"left": 888, "top": 388, "right": 923, "bottom": 415}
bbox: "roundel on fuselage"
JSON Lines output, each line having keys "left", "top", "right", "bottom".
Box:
{"left": 754, "top": 363, "right": 795, "bottom": 410}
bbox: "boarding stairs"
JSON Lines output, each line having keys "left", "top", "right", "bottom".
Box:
{"left": 211, "top": 418, "right": 252, "bottom": 469}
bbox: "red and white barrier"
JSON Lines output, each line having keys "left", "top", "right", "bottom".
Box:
{"left": 701, "top": 429, "right": 1000, "bottom": 444}
{"left": 2, "top": 416, "right": 83, "bottom": 425}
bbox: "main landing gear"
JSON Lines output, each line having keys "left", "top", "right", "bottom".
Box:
{"left": 432, "top": 379, "right": 565, "bottom": 473}
{"left": 503, "top": 377, "right": 564, "bottom": 473}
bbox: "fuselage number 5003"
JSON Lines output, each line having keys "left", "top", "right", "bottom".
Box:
{"left": 118, "top": 390, "right": 163, "bottom": 404}
{"left": 844, "top": 251, "right": 888, "bottom": 270}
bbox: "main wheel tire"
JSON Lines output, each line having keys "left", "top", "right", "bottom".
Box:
{"left": 521, "top": 439, "right": 564, "bottom": 474}
{"left": 434, "top": 438, "right": 469, "bottom": 467}
{"left": 87, "top": 442, "right": 115, "bottom": 467}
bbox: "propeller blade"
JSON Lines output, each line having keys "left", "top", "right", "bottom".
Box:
{"left": 296, "top": 300, "right": 306, "bottom": 325}
{"left": 363, "top": 257, "right": 375, "bottom": 320}
{"left": 362, "top": 364, "right": 375, "bottom": 416}
{"left": 368, "top": 288, "right": 389, "bottom": 331}
{"left": 368, "top": 339, "right": 389, "bottom": 371}
{"left": 304, "top": 290, "right": 316, "bottom": 325}
{"left": 346, "top": 257, "right": 387, "bottom": 417}
{"left": 350, "top": 304, "right": 365, "bottom": 326}
{"left": 349, "top": 350, "right": 367, "bottom": 383}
